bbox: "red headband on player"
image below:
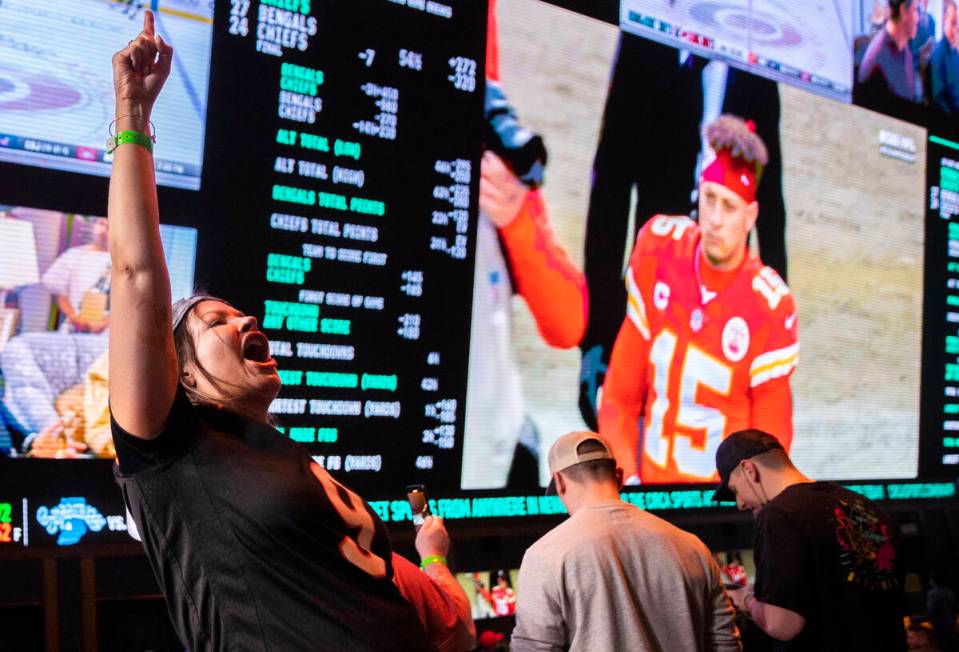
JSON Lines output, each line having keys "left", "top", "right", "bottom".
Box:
{"left": 700, "top": 148, "right": 759, "bottom": 204}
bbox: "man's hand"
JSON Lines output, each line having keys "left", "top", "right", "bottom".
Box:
{"left": 88, "top": 317, "right": 110, "bottom": 334}
{"left": 112, "top": 9, "right": 173, "bottom": 120}
{"left": 67, "top": 314, "right": 91, "bottom": 332}
{"left": 415, "top": 515, "right": 450, "bottom": 561}
{"left": 480, "top": 151, "right": 528, "bottom": 228}
{"left": 66, "top": 314, "right": 108, "bottom": 333}
{"left": 727, "top": 585, "right": 749, "bottom": 612}
{"left": 728, "top": 585, "right": 806, "bottom": 641}
{"left": 28, "top": 422, "right": 89, "bottom": 459}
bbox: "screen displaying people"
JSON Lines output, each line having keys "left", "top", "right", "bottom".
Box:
{"left": 458, "top": 569, "right": 520, "bottom": 620}
{"left": 854, "top": 0, "right": 959, "bottom": 116}
{"left": 0, "top": 1, "right": 942, "bottom": 502}
{"left": 931, "top": 0, "right": 959, "bottom": 112}
{"left": 462, "top": 0, "right": 924, "bottom": 490}
{"left": 598, "top": 116, "right": 798, "bottom": 484}
{"left": 0, "top": 205, "right": 197, "bottom": 458}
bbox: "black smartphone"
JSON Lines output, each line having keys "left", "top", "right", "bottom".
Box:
{"left": 406, "top": 484, "right": 432, "bottom": 531}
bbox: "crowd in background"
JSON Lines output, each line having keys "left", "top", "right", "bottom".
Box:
{"left": 856, "top": 0, "right": 959, "bottom": 114}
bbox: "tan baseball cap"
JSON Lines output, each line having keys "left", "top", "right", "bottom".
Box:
{"left": 546, "top": 431, "right": 615, "bottom": 495}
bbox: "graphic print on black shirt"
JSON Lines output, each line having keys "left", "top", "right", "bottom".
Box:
{"left": 833, "top": 495, "right": 898, "bottom": 591}
{"left": 310, "top": 461, "right": 388, "bottom": 578}
{"left": 753, "top": 482, "right": 905, "bottom": 652}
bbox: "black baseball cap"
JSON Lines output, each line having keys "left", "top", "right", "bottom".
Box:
{"left": 712, "top": 429, "right": 784, "bottom": 503}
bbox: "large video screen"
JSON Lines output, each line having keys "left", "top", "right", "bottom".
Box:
{"left": 462, "top": 0, "right": 924, "bottom": 489}
{"left": 456, "top": 568, "right": 520, "bottom": 621}
{"left": 0, "top": 0, "right": 213, "bottom": 189}
{"left": 851, "top": 0, "right": 959, "bottom": 123}
{"left": 0, "top": 205, "right": 197, "bottom": 457}
{"left": 923, "top": 132, "right": 959, "bottom": 471}
{"left": 0, "top": 0, "right": 952, "bottom": 548}
{"left": 620, "top": 0, "right": 854, "bottom": 101}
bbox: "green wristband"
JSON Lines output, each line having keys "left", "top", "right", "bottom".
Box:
{"left": 420, "top": 555, "right": 447, "bottom": 569}
{"left": 109, "top": 129, "right": 154, "bottom": 154}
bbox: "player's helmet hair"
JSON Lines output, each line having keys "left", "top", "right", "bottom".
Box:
{"left": 888, "top": 0, "right": 915, "bottom": 20}
{"left": 705, "top": 114, "right": 769, "bottom": 184}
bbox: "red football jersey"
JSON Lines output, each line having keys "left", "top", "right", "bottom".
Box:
{"left": 491, "top": 586, "right": 516, "bottom": 616}
{"left": 606, "top": 215, "right": 798, "bottom": 483}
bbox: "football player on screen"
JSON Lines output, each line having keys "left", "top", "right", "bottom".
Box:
{"left": 598, "top": 116, "right": 798, "bottom": 484}
{"left": 460, "top": 0, "right": 588, "bottom": 490}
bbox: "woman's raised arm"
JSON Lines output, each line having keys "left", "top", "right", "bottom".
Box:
{"left": 108, "top": 10, "right": 179, "bottom": 439}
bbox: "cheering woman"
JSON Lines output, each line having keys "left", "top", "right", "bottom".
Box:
{"left": 108, "top": 11, "right": 435, "bottom": 650}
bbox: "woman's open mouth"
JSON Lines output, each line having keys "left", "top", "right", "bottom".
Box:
{"left": 242, "top": 332, "right": 275, "bottom": 365}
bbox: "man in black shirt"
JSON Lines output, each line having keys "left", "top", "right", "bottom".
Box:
{"left": 713, "top": 429, "right": 906, "bottom": 650}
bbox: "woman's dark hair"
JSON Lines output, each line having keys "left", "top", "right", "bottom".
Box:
{"left": 173, "top": 306, "right": 223, "bottom": 405}
{"left": 172, "top": 296, "right": 278, "bottom": 424}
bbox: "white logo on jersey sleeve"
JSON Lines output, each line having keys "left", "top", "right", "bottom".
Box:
{"left": 784, "top": 312, "right": 797, "bottom": 330}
